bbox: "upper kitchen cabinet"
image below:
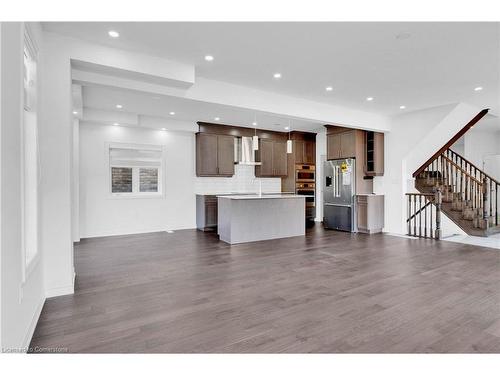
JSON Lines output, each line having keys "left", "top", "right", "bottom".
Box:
{"left": 294, "top": 138, "right": 315, "bottom": 165}
{"left": 255, "top": 139, "right": 288, "bottom": 177}
{"left": 196, "top": 133, "right": 235, "bottom": 177}
{"left": 364, "top": 131, "right": 384, "bottom": 176}
{"left": 294, "top": 140, "right": 304, "bottom": 164}
{"left": 303, "top": 140, "right": 316, "bottom": 164}
{"left": 327, "top": 129, "right": 357, "bottom": 160}
{"left": 325, "top": 125, "right": 376, "bottom": 194}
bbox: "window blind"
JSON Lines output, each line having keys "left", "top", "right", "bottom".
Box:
{"left": 109, "top": 147, "right": 162, "bottom": 168}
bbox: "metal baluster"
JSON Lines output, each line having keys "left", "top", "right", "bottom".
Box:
{"left": 407, "top": 195, "right": 411, "bottom": 235}
{"left": 455, "top": 154, "right": 458, "bottom": 195}
{"left": 490, "top": 179, "right": 493, "bottom": 218}
{"left": 496, "top": 184, "right": 498, "bottom": 226}
{"left": 430, "top": 200, "right": 434, "bottom": 239}
{"left": 435, "top": 189, "right": 442, "bottom": 240}
{"left": 424, "top": 197, "right": 428, "bottom": 238}
{"left": 419, "top": 195, "right": 422, "bottom": 237}
{"left": 413, "top": 195, "right": 417, "bottom": 236}
{"left": 483, "top": 177, "right": 488, "bottom": 229}
{"left": 460, "top": 163, "right": 463, "bottom": 203}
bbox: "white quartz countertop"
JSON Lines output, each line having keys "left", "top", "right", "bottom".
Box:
{"left": 217, "top": 194, "right": 305, "bottom": 200}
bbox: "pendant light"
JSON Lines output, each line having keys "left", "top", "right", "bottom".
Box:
{"left": 252, "top": 113, "right": 259, "bottom": 151}
{"left": 286, "top": 119, "right": 293, "bottom": 154}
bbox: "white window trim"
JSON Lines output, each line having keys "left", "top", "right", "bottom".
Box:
{"left": 105, "top": 142, "right": 166, "bottom": 199}
{"left": 21, "top": 24, "right": 40, "bottom": 284}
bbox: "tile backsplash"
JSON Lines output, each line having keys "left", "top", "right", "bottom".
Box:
{"left": 194, "top": 165, "right": 282, "bottom": 194}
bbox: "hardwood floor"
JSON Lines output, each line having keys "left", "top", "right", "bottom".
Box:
{"left": 30, "top": 225, "right": 500, "bottom": 353}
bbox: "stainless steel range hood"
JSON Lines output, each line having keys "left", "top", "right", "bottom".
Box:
{"left": 234, "top": 136, "right": 262, "bottom": 165}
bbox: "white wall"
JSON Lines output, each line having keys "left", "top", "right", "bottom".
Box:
{"left": 72, "top": 119, "right": 80, "bottom": 242}
{"left": 315, "top": 128, "right": 327, "bottom": 222}
{"left": 0, "top": 21, "right": 3, "bottom": 349}
{"left": 375, "top": 103, "right": 469, "bottom": 236}
{"left": 79, "top": 123, "right": 283, "bottom": 238}
{"left": 1, "top": 22, "right": 45, "bottom": 351}
{"left": 464, "top": 127, "right": 500, "bottom": 180}
{"left": 39, "top": 31, "right": 75, "bottom": 298}
{"left": 80, "top": 123, "right": 196, "bottom": 237}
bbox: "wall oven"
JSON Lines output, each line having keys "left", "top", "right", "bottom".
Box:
{"left": 296, "top": 185, "right": 315, "bottom": 207}
{"left": 295, "top": 165, "right": 316, "bottom": 220}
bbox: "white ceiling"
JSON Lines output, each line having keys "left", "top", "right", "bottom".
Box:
{"left": 44, "top": 22, "right": 500, "bottom": 116}
{"left": 80, "top": 85, "right": 323, "bottom": 132}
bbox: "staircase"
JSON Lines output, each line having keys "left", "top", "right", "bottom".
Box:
{"left": 406, "top": 109, "right": 500, "bottom": 239}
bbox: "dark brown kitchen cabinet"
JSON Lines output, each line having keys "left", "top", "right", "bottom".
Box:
{"left": 364, "top": 131, "right": 384, "bottom": 176}
{"left": 294, "top": 140, "right": 315, "bottom": 165}
{"left": 340, "top": 131, "right": 356, "bottom": 158}
{"left": 327, "top": 130, "right": 357, "bottom": 160}
{"left": 327, "top": 133, "right": 341, "bottom": 160}
{"left": 196, "top": 133, "right": 235, "bottom": 177}
{"left": 217, "top": 134, "right": 235, "bottom": 175}
{"left": 273, "top": 141, "right": 288, "bottom": 176}
{"left": 255, "top": 139, "right": 288, "bottom": 177}
{"left": 257, "top": 139, "right": 274, "bottom": 176}
{"left": 303, "top": 140, "right": 316, "bottom": 164}
{"left": 294, "top": 140, "right": 304, "bottom": 164}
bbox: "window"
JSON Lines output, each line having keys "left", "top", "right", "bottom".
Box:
{"left": 109, "top": 144, "right": 164, "bottom": 196}
{"left": 22, "top": 27, "right": 39, "bottom": 272}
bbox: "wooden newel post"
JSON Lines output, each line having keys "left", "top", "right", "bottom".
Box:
{"left": 482, "top": 176, "right": 489, "bottom": 230}
{"left": 435, "top": 188, "right": 442, "bottom": 240}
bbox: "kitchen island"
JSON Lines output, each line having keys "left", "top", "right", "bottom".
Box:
{"left": 217, "top": 194, "right": 306, "bottom": 244}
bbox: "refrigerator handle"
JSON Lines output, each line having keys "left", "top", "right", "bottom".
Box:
{"left": 333, "top": 166, "right": 337, "bottom": 197}
{"left": 336, "top": 166, "right": 340, "bottom": 197}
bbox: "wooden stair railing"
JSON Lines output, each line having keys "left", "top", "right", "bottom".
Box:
{"left": 409, "top": 108, "right": 499, "bottom": 234}
{"left": 446, "top": 148, "right": 499, "bottom": 227}
{"left": 412, "top": 109, "right": 489, "bottom": 178}
{"left": 414, "top": 148, "right": 499, "bottom": 232}
{"left": 406, "top": 191, "right": 442, "bottom": 239}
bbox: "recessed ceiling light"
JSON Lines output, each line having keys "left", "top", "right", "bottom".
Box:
{"left": 474, "top": 86, "right": 483, "bottom": 91}
{"left": 169, "top": 111, "right": 175, "bottom": 115}
{"left": 116, "top": 104, "right": 123, "bottom": 109}
{"left": 72, "top": 111, "right": 78, "bottom": 115}
{"left": 273, "top": 73, "right": 282, "bottom": 79}
{"left": 366, "top": 97, "right": 374, "bottom": 101}
{"left": 113, "top": 122, "right": 120, "bottom": 126}
{"left": 325, "top": 86, "right": 333, "bottom": 91}
{"left": 399, "top": 105, "right": 406, "bottom": 109}
{"left": 108, "top": 30, "right": 120, "bottom": 38}
{"left": 284, "top": 126, "right": 290, "bottom": 130}
{"left": 252, "top": 121, "right": 257, "bottom": 126}
{"left": 204, "top": 55, "right": 214, "bottom": 61}
{"left": 214, "top": 117, "right": 220, "bottom": 121}
{"left": 161, "top": 128, "right": 167, "bottom": 131}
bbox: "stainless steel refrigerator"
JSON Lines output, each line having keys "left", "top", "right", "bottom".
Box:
{"left": 323, "top": 159, "right": 357, "bottom": 232}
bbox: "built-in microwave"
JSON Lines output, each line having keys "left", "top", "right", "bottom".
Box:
{"left": 296, "top": 164, "right": 315, "bottom": 182}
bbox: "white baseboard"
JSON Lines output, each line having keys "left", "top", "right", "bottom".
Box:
{"left": 80, "top": 226, "right": 196, "bottom": 239}
{"left": 21, "top": 297, "right": 45, "bottom": 350}
{"left": 45, "top": 284, "right": 74, "bottom": 298}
